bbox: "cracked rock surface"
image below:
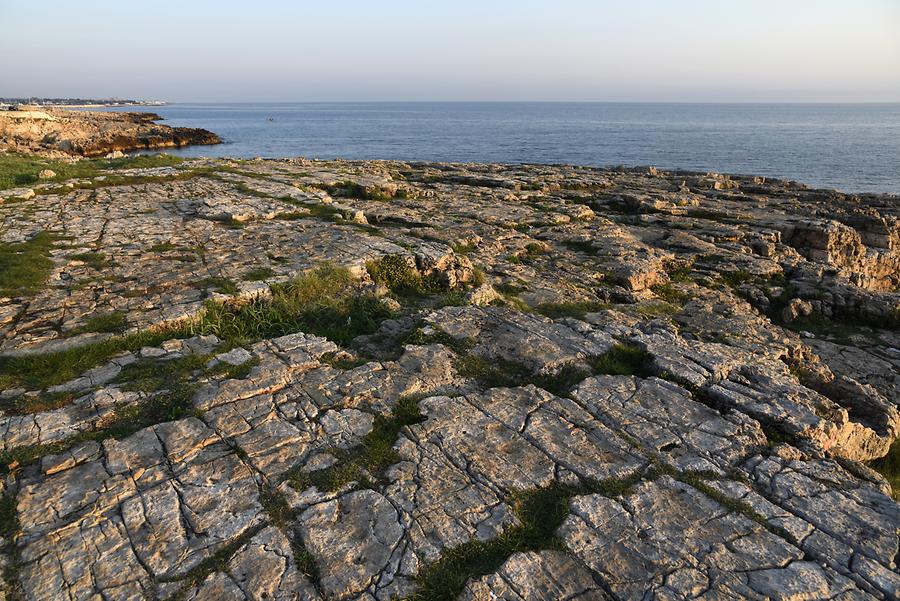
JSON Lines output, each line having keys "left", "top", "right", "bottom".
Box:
{"left": 0, "top": 157, "right": 898, "bottom": 600}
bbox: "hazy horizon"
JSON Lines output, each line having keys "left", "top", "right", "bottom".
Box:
{"left": 3, "top": 0, "right": 899, "bottom": 103}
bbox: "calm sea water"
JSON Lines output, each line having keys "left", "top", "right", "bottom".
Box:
{"left": 103, "top": 103, "right": 900, "bottom": 194}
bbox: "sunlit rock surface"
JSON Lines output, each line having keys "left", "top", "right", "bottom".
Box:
{"left": 0, "top": 158, "right": 898, "bottom": 600}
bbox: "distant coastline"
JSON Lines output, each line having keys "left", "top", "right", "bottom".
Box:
{"left": 0, "top": 98, "right": 167, "bottom": 109}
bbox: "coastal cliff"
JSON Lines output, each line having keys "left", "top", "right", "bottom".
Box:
{"left": 0, "top": 107, "right": 220, "bottom": 157}
{"left": 0, "top": 156, "right": 898, "bottom": 599}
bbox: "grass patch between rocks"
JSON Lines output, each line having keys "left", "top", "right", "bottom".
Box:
{"left": 0, "top": 492, "right": 21, "bottom": 596}
{"left": 649, "top": 282, "right": 689, "bottom": 305}
{"left": 257, "top": 487, "right": 321, "bottom": 582}
{"left": 534, "top": 301, "right": 609, "bottom": 320}
{"left": 194, "top": 277, "right": 240, "bottom": 296}
{"left": 0, "top": 349, "right": 246, "bottom": 469}
{"left": 0, "top": 263, "right": 391, "bottom": 394}
{"left": 0, "top": 153, "right": 179, "bottom": 190}
{"left": 0, "top": 380, "right": 198, "bottom": 470}
{"left": 408, "top": 463, "right": 796, "bottom": 601}
{"left": 0, "top": 390, "right": 78, "bottom": 416}
{"left": 0, "top": 323, "right": 194, "bottom": 391}
{"left": 68, "top": 311, "right": 128, "bottom": 335}
{"left": 166, "top": 525, "right": 266, "bottom": 596}
{"left": 408, "top": 470, "right": 645, "bottom": 601}
{"left": 454, "top": 353, "right": 598, "bottom": 397}
{"left": 287, "top": 395, "right": 426, "bottom": 492}
{"left": 196, "top": 264, "right": 394, "bottom": 346}
{"left": 589, "top": 343, "right": 653, "bottom": 377}
{"left": 0, "top": 230, "right": 63, "bottom": 297}
{"left": 69, "top": 251, "right": 108, "bottom": 270}
{"left": 241, "top": 267, "right": 276, "bottom": 282}
{"left": 869, "top": 439, "right": 900, "bottom": 500}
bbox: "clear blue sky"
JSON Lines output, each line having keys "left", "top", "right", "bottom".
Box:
{"left": 3, "top": 0, "right": 899, "bottom": 102}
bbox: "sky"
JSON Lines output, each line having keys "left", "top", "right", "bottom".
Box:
{"left": 3, "top": 0, "right": 899, "bottom": 102}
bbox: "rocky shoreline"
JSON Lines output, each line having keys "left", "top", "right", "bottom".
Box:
{"left": 0, "top": 108, "right": 220, "bottom": 157}
{"left": 0, "top": 156, "right": 898, "bottom": 600}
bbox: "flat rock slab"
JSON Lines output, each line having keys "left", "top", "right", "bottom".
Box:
{"left": 559, "top": 477, "right": 867, "bottom": 600}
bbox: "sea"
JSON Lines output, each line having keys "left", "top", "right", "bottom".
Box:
{"left": 98, "top": 102, "right": 900, "bottom": 195}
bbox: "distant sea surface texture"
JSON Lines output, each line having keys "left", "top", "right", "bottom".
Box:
{"left": 103, "top": 102, "right": 900, "bottom": 194}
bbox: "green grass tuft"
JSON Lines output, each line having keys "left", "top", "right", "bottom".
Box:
{"left": 321, "top": 180, "right": 394, "bottom": 200}
{"left": 454, "top": 354, "right": 532, "bottom": 389}
{"left": 241, "top": 267, "right": 276, "bottom": 282}
{"left": 455, "top": 353, "right": 591, "bottom": 397}
{"left": 149, "top": 242, "right": 182, "bottom": 252}
{"left": 196, "top": 264, "right": 394, "bottom": 346}
{"left": 194, "top": 277, "right": 240, "bottom": 296}
{"left": 0, "top": 152, "right": 184, "bottom": 191}
{"left": 70, "top": 311, "right": 128, "bottom": 335}
{"left": 535, "top": 301, "right": 608, "bottom": 319}
{"left": 451, "top": 241, "right": 477, "bottom": 255}
{"left": 0, "top": 231, "right": 63, "bottom": 297}
{"left": 0, "top": 323, "right": 193, "bottom": 391}
{"left": 631, "top": 300, "right": 680, "bottom": 318}
{"left": 0, "top": 390, "right": 78, "bottom": 416}
{"left": 589, "top": 343, "right": 653, "bottom": 377}
{"left": 0, "top": 264, "right": 390, "bottom": 393}
{"left": 720, "top": 269, "right": 755, "bottom": 288}
{"left": 649, "top": 282, "right": 689, "bottom": 304}
{"left": 69, "top": 251, "right": 108, "bottom": 270}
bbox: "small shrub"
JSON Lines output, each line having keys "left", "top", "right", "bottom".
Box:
{"left": 495, "top": 281, "right": 527, "bottom": 295}
{"left": 521, "top": 243, "right": 548, "bottom": 264}
{"left": 367, "top": 255, "right": 441, "bottom": 296}
{"left": 666, "top": 262, "right": 694, "bottom": 283}
{"left": 530, "top": 364, "right": 591, "bottom": 397}
{"left": 562, "top": 239, "right": 598, "bottom": 254}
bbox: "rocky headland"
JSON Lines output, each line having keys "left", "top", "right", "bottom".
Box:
{"left": 0, "top": 156, "right": 898, "bottom": 600}
{"left": 0, "top": 108, "right": 219, "bottom": 157}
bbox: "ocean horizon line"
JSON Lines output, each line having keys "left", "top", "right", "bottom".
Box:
{"left": 155, "top": 100, "right": 900, "bottom": 106}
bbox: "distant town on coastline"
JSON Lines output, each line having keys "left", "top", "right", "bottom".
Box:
{"left": 0, "top": 98, "right": 165, "bottom": 109}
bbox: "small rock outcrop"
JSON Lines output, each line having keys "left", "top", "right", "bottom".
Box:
{"left": 0, "top": 107, "right": 220, "bottom": 156}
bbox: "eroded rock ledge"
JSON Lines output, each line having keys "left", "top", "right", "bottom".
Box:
{"left": 0, "top": 157, "right": 898, "bottom": 600}
{"left": 0, "top": 107, "right": 220, "bottom": 156}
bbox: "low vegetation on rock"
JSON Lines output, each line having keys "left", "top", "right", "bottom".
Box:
{"left": 0, "top": 155, "right": 898, "bottom": 600}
